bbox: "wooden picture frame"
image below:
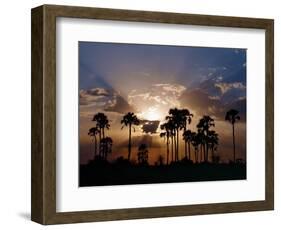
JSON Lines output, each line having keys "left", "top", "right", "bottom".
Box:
{"left": 31, "top": 4, "right": 274, "bottom": 225}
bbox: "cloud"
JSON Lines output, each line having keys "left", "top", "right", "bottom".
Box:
{"left": 140, "top": 120, "right": 160, "bottom": 134}
{"left": 104, "top": 95, "right": 135, "bottom": 114}
{"left": 86, "top": 88, "right": 111, "bottom": 96}
{"left": 208, "top": 95, "right": 220, "bottom": 100}
{"left": 128, "top": 83, "right": 186, "bottom": 115}
{"left": 79, "top": 87, "right": 134, "bottom": 114}
{"left": 154, "top": 83, "right": 186, "bottom": 95}
{"left": 79, "top": 88, "right": 113, "bottom": 106}
{"left": 180, "top": 88, "right": 222, "bottom": 118}
{"left": 180, "top": 88, "right": 246, "bottom": 121}
{"left": 198, "top": 65, "right": 246, "bottom": 104}
{"left": 198, "top": 66, "right": 228, "bottom": 84}
{"left": 215, "top": 82, "right": 246, "bottom": 94}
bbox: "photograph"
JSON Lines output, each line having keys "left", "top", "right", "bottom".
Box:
{"left": 30, "top": 4, "right": 274, "bottom": 224}
{"left": 78, "top": 41, "right": 247, "bottom": 187}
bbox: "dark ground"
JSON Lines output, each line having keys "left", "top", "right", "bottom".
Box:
{"left": 79, "top": 159, "right": 246, "bottom": 187}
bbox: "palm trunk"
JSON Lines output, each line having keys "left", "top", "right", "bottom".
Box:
{"left": 205, "top": 131, "right": 208, "bottom": 162}
{"left": 195, "top": 148, "right": 198, "bottom": 163}
{"left": 90, "top": 138, "right": 93, "bottom": 159}
{"left": 211, "top": 146, "right": 214, "bottom": 163}
{"left": 99, "top": 130, "right": 102, "bottom": 156}
{"left": 104, "top": 143, "right": 107, "bottom": 160}
{"left": 200, "top": 145, "right": 202, "bottom": 163}
{"left": 176, "top": 128, "right": 179, "bottom": 161}
{"left": 232, "top": 124, "right": 236, "bottom": 163}
{"left": 206, "top": 142, "right": 209, "bottom": 162}
{"left": 102, "top": 128, "right": 105, "bottom": 158}
{"left": 128, "top": 124, "right": 132, "bottom": 161}
{"left": 171, "top": 136, "right": 174, "bottom": 162}
{"left": 184, "top": 140, "right": 187, "bottom": 159}
{"left": 184, "top": 127, "right": 187, "bottom": 159}
{"left": 94, "top": 136, "right": 97, "bottom": 158}
{"left": 105, "top": 143, "right": 108, "bottom": 160}
{"left": 166, "top": 138, "right": 169, "bottom": 165}
{"left": 202, "top": 144, "right": 206, "bottom": 162}
{"left": 174, "top": 134, "right": 176, "bottom": 161}
{"left": 188, "top": 141, "right": 191, "bottom": 161}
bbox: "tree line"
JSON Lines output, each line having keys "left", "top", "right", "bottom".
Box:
{"left": 88, "top": 108, "right": 240, "bottom": 165}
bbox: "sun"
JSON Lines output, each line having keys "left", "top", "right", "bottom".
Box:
{"left": 142, "top": 107, "right": 162, "bottom": 121}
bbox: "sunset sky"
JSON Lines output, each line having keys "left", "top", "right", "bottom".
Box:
{"left": 79, "top": 42, "right": 246, "bottom": 165}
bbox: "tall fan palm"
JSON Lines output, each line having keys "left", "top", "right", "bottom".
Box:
{"left": 208, "top": 130, "right": 219, "bottom": 163}
{"left": 169, "top": 121, "right": 176, "bottom": 162}
{"left": 92, "top": 113, "right": 110, "bottom": 155}
{"left": 225, "top": 109, "right": 240, "bottom": 163}
{"left": 197, "top": 130, "right": 205, "bottom": 163}
{"left": 197, "top": 115, "right": 215, "bottom": 162}
{"left": 166, "top": 119, "right": 175, "bottom": 162}
{"left": 166, "top": 108, "right": 184, "bottom": 161}
{"left": 160, "top": 121, "right": 173, "bottom": 165}
{"left": 121, "top": 112, "right": 140, "bottom": 161}
{"left": 88, "top": 127, "right": 99, "bottom": 159}
{"left": 183, "top": 130, "right": 193, "bottom": 160}
{"left": 179, "top": 109, "right": 193, "bottom": 160}
{"left": 100, "top": 137, "right": 113, "bottom": 160}
{"left": 191, "top": 132, "right": 200, "bottom": 163}
{"left": 137, "top": 143, "right": 149, "bottom": 165}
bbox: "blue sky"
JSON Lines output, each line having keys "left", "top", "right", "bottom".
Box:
{"left": 79, "top": 42, "right": 246, "bottom": 90}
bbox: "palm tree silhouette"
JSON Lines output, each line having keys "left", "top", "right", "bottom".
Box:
{"left": 92, "top": 113, "right": 110, "bottom": 156}
{"left": 191, "top": 132, "right": 200, "bottom": 163}
{"left": 121, "top": 112, "right": 140, "bottom": 161}
{"left": 100, "top": 137, "right": 113, "bottom": 160}
{"left": 166, "top": 108, "right": 184, "bottom": 161}
{"left": 88, "top": 127, "right": 99, "bottom": 159}
{"left": 208, "top": 130, "right": 219, "bottom": 163}
{"left": 179, "top": 109, "right": 193, "bottom": 160}
{"left": 183, "top": 130, "right": 193, "bottom": 160}
{"left": 197, "top": 130, "right": 205, "bottom": 163}
{"left": 170, "top": 122, "right": 176, "bottom": 162}
{"left": 166, "top": 120, "right": 175, "bottom": 162}
{"left": 225, "top": 109, "right": 240, "bottom": 162}
{"left": 197, "top": 115, "right": 215, "bottom": 162}
{"left": 137, "top": 143, "right": 149, "bottom": 165}
{"left": 160, "top": 121, "right": 173, "bottom": 165}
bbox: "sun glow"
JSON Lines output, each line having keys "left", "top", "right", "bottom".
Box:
{"left": 141, "top": 107, "right": 162, "bottom": 121}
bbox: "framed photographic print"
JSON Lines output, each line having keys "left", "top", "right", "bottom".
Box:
{"left": 31, "top": 4, "right": 274, "bottom": 225}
